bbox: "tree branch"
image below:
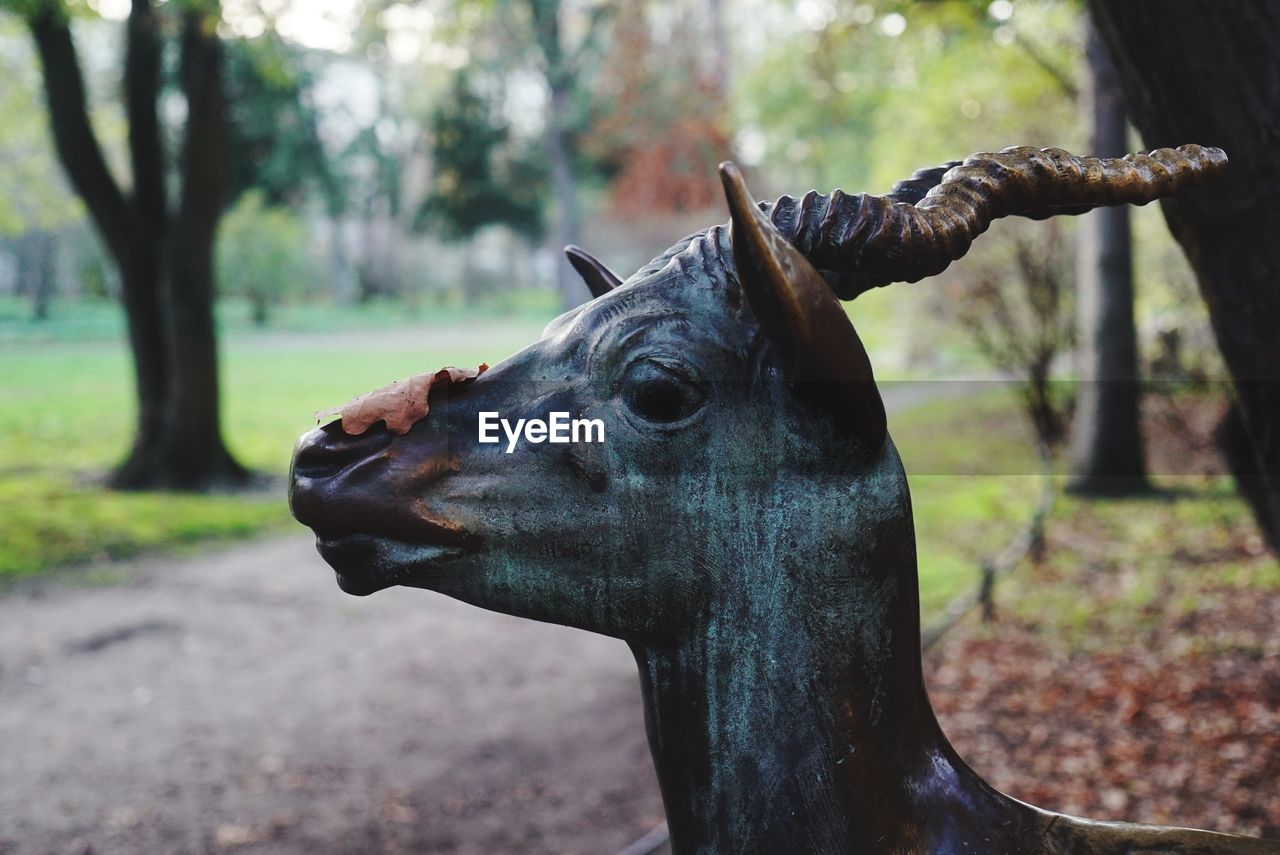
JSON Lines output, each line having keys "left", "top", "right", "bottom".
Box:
{"left": 526, "top": 0, "right": 568, "bottom": 91}
{"left": 28, "top": 6, "right": 134, "bottom": 262}
{"left": 564, "top": 2, "right": 612, "bottom": 82}
{"left": 1012, "top": 29, "right": 1079, "bottom": 101}
{"left": 126, "top": 0, "right": 168, "bottom": 234}
{"left": 176, "top": 9, "right": 227, "bottom": 252}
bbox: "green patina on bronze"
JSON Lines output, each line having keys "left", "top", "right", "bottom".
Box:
{"left": 291, "top": 145, "right": 1277, "bottom": 853}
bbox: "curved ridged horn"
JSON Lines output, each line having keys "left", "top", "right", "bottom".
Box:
{"left": 720, "top": 162, "right": 886, "bottom": 450}
{"left": 884, "top": 160, "right": 962, "bottom": 205}
{"left": 880, "top": 157, "right": 1117, "bottom": 220}
{"left": 766, "top": 144, "right": 1228, "bottom": 299}
{"left": 565, "top": 245, "right": 622, "bottom": 298}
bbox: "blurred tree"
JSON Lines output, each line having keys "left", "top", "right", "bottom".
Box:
{"left": 416, "top": 70, "right": 546, "bottom": 303}
{"left": 338, "top": 120, "right": 406, "bottom": 302}
{"left": 954, "top": 221, "right": 1075, "bottom": 453}
{"left": 327, "top": 8, "right": 423, "bottom": 305}
{"left": 520, "top": 0, "right": 610, "bottom": 307}
{"left": 223, "top": 35, "right": 340, "bottom": 214}
{"left": 736, "top": 1, "right": 1080, "bottom": 194}
{"left": 9, "top": 230, "right": 57, "bottom": 319}
{"left": 416, "top": 70, "right": 546, "bottom": 242}
{"left": 340, "top": 0, "right": 629, "bottom": 306}
{"left": 1087, "top": 1, "right": 1280, "bottom": 552}
{"left": 216, "top": 190, "right": 315, "bottom": 326}
{"left": 1067, "top": 18, "right": 1147, "bottom": 496}
{"left": 587, "top": 0, "right": 732, "bottom": 218}
{"left": 735, "top": 0, "right": 892, "bottom": 194}
{"left": 0, "top": 16, "right": 86, "bottom": 320}
{"left": 22, "top": 0, "right": 250, "bottom": 489}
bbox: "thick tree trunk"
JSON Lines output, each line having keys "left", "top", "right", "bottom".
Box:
{"left": 135, "top": 11, "right": 247, "bottom": 489}
{"left": 1218, "top": 403, "right": 1280, "bottom": 553}
{"left": 31, "top": 3, "right": 250, "bottom": 491}
{"left": 1068, "top": 20, "right": 1148, "bottom": 496}
{"left": 1087, "top": 1, "right": 1280, "bottom": 549}
{"left": 30, "top": 8, "right": 169, "bottom": 485}
{"left": 110, "top": 240, "right": 171, "bottom": 486}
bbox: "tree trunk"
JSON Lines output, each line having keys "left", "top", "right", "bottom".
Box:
{"left": 110, "top": 239, "right": 172, "bottom": 487}
{"left": 1068, "top": 19, "right": 1148, "bottom": 496}
{"left": 1218, "top": 403, "right": 1280, "bottom": 553}
{"left": 704, "top": 0, "right": 730, "bottom": 98}
{"left": 30, "top": 7, "right": 170, "bottom": 486}
{"left": 250, "top": 294, "right": 269, "bottom": 326}
{"left": 546, "top": 82, "right": 586, "bottom": 308}
{"left": 526, "top": 0, "right": 587, "bottom": 308}
{"left": 32, "top": 231, "right": 56, "bottom": 321}
{"left": 356, "top": 198, "right": 384, "bottom": 303}
{"left": 15, "top": 231, "right": 57, "bottom": 321}
{"left": 1087, "top": 1, "right": 1280, "bottom": 549}
{"left": 31, "top": 2, "right": 250, "bottom": 491}
{"left": 138, "top": 11, "right": 247, "bottom": 489}
{"left": 329, "top": 215, "right": 355, "bottom": 303}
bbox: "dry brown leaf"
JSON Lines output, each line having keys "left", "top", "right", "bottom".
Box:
{"left": 315, "top": 364, "right": 488, "bottom": 436}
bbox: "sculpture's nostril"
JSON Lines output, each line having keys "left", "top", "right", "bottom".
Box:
{"left": 292, "top": 424, "right": 394, "bottom": 480}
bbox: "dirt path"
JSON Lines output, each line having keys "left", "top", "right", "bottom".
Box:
{"left": 0, "top": 383, "right": 985, "bottom": 855}
{"left": 0, "top": 537, "right": 666, "bottom": 855}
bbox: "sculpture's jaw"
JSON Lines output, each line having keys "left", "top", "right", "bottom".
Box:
{"left": 289, "top": 417, "right": 483, "bottom": 596}
{"left": 312, "top": 530, "right": 473, "bottom": 596}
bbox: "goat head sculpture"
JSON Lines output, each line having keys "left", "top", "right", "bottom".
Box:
{"left": 291, "top": 145, "right": 1277, "bottom": 853}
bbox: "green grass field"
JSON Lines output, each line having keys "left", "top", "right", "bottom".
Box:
{"left": 0, "top": 298, "right": 548, "bottom": 579}
{"left": 2, "top": 296, "right": 1265, "bottom": 624}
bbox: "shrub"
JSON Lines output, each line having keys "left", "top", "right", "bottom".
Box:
{"left": 217, "top": 191, "right": 317, "bottom": 325}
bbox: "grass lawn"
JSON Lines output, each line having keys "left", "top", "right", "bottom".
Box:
{"left": 0, "top": 298, "right": 548, "bottom": 580}
{"left": 892, "top": 388, "right": 1047, "bottom": 614}
{"left": 1, "top": 296, "right": 1268, "bottom": 631}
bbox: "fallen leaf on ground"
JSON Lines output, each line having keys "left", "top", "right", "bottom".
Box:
{"left": 315, "top": 364, "right": 488, "bottom": 436}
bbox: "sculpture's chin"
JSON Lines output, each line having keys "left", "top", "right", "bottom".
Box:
{"left": 334, "top": 569, "right": 387, "bottom": 597}
{"left": 313, "top": 532, "right": 470, "bottom": 596}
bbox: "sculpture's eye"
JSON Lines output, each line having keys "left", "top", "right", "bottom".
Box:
{"left": 621, "top": 360, "right": 706, "bottom": 425}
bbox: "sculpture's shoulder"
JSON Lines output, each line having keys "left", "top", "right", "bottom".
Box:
{"left": 899, "top": 775, "right": 1277, "bottom": 855}
{"left": 1032, "top": 812, "right": 1280, "bottom": 855}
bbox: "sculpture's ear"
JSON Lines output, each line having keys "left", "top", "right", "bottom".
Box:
{"left": 565, "top": 245, "right": 623, "bottom": 298}
{"left": 720, "top": 162, "right": 886, "bottom": 450}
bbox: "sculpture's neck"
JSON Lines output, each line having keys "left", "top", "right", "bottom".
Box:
{"left": 629, "top": 554, "right": 1033, "bottom": 854}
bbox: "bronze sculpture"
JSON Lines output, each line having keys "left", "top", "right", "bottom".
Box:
{"left": 290, "top": 144, "right": 1279, "bottom": 853}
